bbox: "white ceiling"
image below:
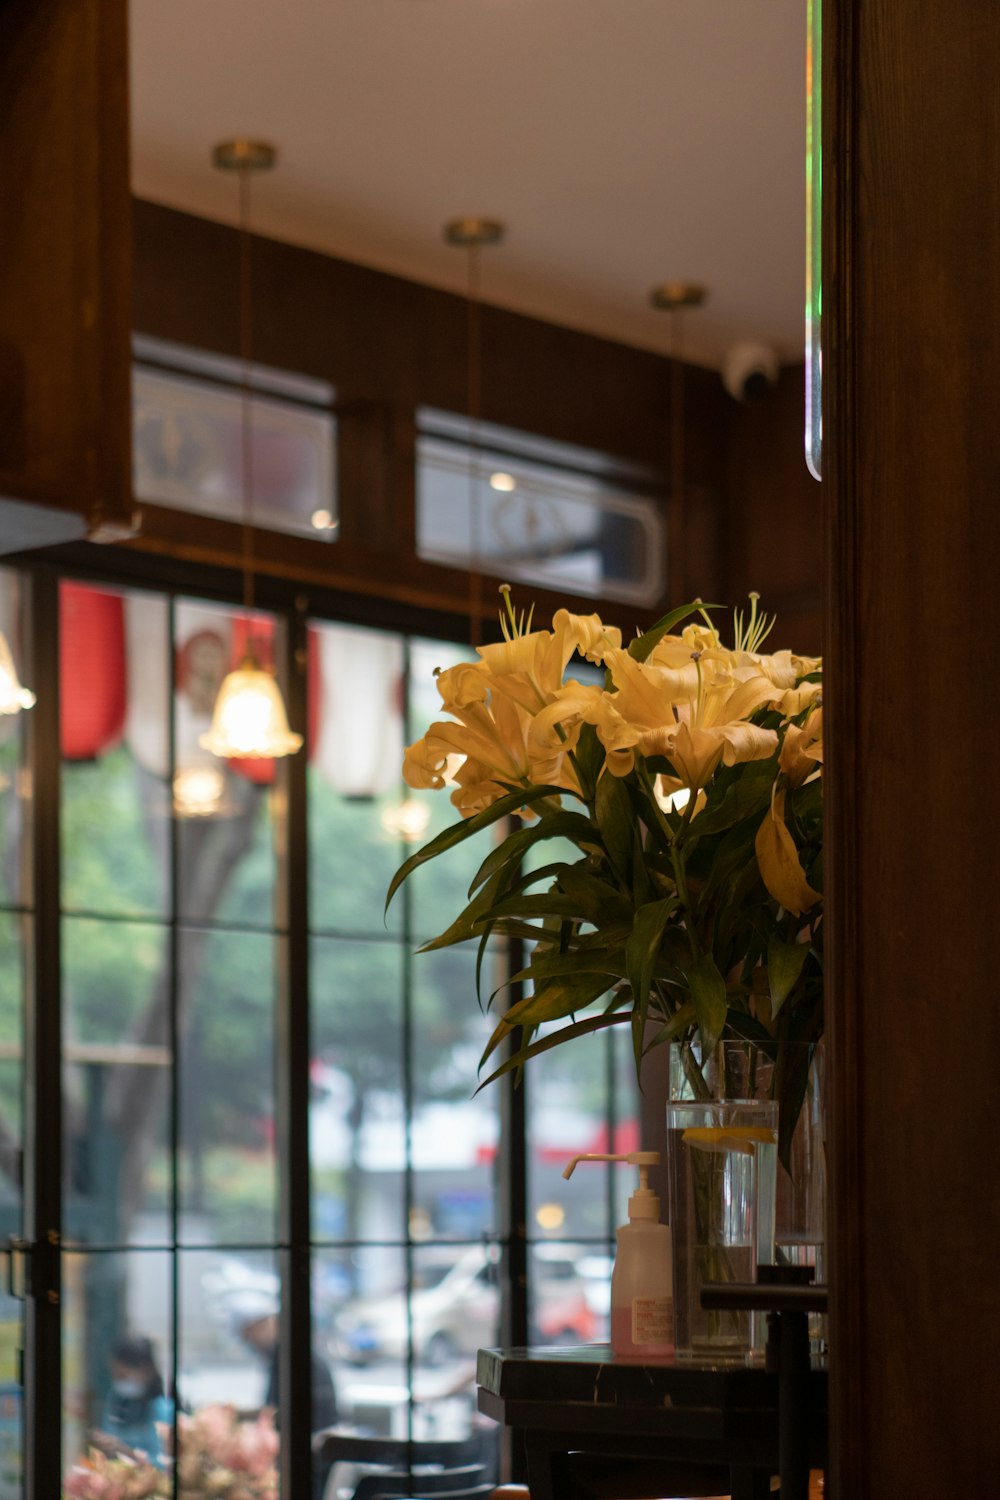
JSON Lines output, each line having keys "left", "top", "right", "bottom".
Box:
{"left": 130, "top": 0, "right": 806, "bottom": 370}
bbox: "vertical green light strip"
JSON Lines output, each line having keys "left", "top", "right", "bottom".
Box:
{"left": 805, "top": 0, "right": 822, "bottom": 480}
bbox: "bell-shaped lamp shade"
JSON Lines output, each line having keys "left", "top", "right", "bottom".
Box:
{"left": 0, "top": 632, "right": 35, "bottom": 715}
{"left": 199, "top": 657, "right": 302, "bottom": 759}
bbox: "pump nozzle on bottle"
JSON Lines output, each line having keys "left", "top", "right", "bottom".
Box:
{"left": 562, "top": 1149, "right": 674, "bottom": 1359}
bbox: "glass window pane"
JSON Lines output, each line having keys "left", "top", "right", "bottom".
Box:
{"left": 310, "top": 938, "right": 404, "bottom": 1243}
{"left": 63, "top": 917, "right": 172, "bottom": 1246}
{"left": 0, "top": 568, "right": 32, "bottom": 909}
{"left": 0, "top": 914, "right": 24, "bottom": 1211}
{"left": 308, "top": 622, "right": 406, "bottom": 938}
{"left": 174, "top": 599, "right": 285, "bottom": 931}
{"left": 327, "top": 1245, "right": 407, "bottom": 1427}
{"left": 529, "top": 1242, "right": 610, "bottom": 1348}
{"left": 410, "top": 1242, "right": 500, "bottom": 1372}
{"left": 133, "top": 346, "right": 337, "bottom": 543}
{"left": 62, "top": 1249, "right": 174, "bottom": 1476}
{"left": 0, "top": 913, "right": 24, "bottom": 1500}
{"left": 61, "top": 584, "right": 170, "bottom": 920}
{"left": 179, "top": 928, "right": 279, "bottom": 1244}
{"left": 405, "top": 639, "right": 496, "bottom": 946}
{"left": 411, "top": 948, "right": 499, "bottom": 1241}
{"left": 417, "top": 418, "right": 664, "bottom": 607}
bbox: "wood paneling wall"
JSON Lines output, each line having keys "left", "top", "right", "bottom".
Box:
{"left": 0, "top": 0, "right": 133, "bottom": 539}
{"left": 725, "top": 363, "right": 823, "bottom": 656}
{"left": 824, "top": 0, "right": 1000, "bottom": 1492}
{"left": 130, "top": 200, "right": 729, "bottom": 632}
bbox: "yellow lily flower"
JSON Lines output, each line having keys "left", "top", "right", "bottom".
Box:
{"left": 755, "top": 786, "right": 821, "bottom": 915}
{"left": 779, "top": 705, "right": 823, "bottom": 789}
{"left": 597, "top": 647, "right": 780, "bottom": 786}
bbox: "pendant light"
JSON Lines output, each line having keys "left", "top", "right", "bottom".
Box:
{"left": 444, "top": 215, "right": 505, "bottom": 646}
{"left": 0, "top": 632, "right": 34, "bottom": 715}
{"left": 200, "top": 139, "right": 302, "bottom": 761}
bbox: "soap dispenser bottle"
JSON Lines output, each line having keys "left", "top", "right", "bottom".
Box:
{"left": 563, "top": 1151, "right": 674, "bottom": 1360}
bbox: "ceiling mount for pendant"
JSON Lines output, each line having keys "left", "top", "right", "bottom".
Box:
{"left": 212, "top": 139, "right": 277, "bottom": 173}
{"left": 444, "top": 217, "right": 506, "bottom": 248}
{"left": 650, "top": 282, "right": 708, "bottom": 312}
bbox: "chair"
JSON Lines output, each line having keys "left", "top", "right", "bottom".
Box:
{"left": 312, "top": 1430, "right": 490, "bottom": 1500}
{"left": 349, "top": 1468, "right": 490, "bottom": 1499}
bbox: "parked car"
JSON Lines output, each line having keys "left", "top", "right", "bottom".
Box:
{"left": 334, "top": 1244, "right": 610, "bottom": 1367}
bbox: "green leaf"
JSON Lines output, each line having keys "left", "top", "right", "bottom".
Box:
{"left": 628, "top": 601, "right": 723, "bottom": 663}
{"left": 478, "top": 892, "right": 587, "bottom": 923}
{"left": 595, "top": 771, "right": 634, "bottom": 889}
{"left": 468, "top": 811, "right": 604, "bottom": 897}
{"left": 477, "top": 1011, "right": 633, "bottom": 1088}
{"left": 384, "top": 782, "right": 572, "bottom": 913}
{"left": 496, "top": 948, "right": 627, "bottom": 1001}
{"left": 767, "top": 937, "right": 811, "bottom": 1017}
{"left": 499, "top": 971, "right": 617, "bottom": 1032}
{"left": 625, "top": 899, "right": 673, "bottom": 1038}
{"left": 417, "top": 867, "right": 508, "bottom": 952}
{"left": 687, "top": 763, "right": 775, "bottom": 837}
{"left": 687, "top": 952, "right": 728, "bottom": 1054}
{"left": 643, "top": 1000, "right": 697, "bottom": 1051}
{"left": 555, "top": 865, "right": 633, "bottom": 927}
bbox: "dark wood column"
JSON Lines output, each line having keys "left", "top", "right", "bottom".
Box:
{"left": 824, "top": 0, "right": 1000, "bottom": 1493}
{"left": 0, "top": 0, "right": 133, "bottom": 542}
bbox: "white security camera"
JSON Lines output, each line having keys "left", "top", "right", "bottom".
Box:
{"left": 722, "top": 343, "right": 780, "bottom": 403}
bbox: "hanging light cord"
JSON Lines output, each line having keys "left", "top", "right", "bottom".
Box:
{"left": 466, "top": 237, "right": 484, "bottom": 648}
{"left": 670, "top": 307, "right": 685, "bottom": 603}
{"left": 238, "top": 162, "right": 256, "bottom": 623}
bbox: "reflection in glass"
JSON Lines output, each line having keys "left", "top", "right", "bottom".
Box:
{"left": 62, "top": 917, "right": 172, "bottom": 1246}
{"left": 309, "top": 622, "right": 406, "bottom": 939}
{"left": 174, "top": 599, "right": 282, "bottom": 932}
{"left": 0, "top": 913, "right": 23, "bottom": 1500}
{"left": 62, "top": 1249, "right": 174, "bottom": 1477}
{"left": 310, "top": 938, "right": 405, "bottom": 1243}
{"left": 133, "top": 346, "right": 337, "bottom": 543}
{"left": 417, "top": 419, "right": 664, "bottom": 606}
{"left": 0, "top": 616, "right": 29, "bottom": 907}
{"left": 179, "top": 929, "right": 279, "bottom": 1244}
{"left": 61, "top": 584, "right": 170, "bottom": 920}
{"left": 411, "top": 947, "right": 499, "bottom": 1241}
{"left": 805, "top": 0, "right": 823, "bottom": 480}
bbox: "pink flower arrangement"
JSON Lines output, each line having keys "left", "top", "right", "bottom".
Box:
{"left": 64, "top": 1407, "right": 279, "bottom": 1500}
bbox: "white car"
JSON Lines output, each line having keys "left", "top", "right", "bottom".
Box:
{"left": 335, "top": 1244, "right": 609, "bottom": 1367}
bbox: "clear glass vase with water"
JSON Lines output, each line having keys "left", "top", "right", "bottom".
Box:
{"left": 667, "top": 1040, "right": 778, "bottom": 1359}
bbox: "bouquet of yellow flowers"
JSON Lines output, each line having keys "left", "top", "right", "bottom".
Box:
{"left": 388, "top": 590, "right": 822, "bottom": 1162}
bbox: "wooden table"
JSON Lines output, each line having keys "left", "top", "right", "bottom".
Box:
{"left": 476, "top": 1345, "right": 827, "bottom": 1500}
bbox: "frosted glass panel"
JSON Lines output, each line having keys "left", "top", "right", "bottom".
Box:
{"left": 134, "top": 355, "right": 337, "bottom": 540}
{"left": 417, "top": 421, "right": 664, "bottom": 607}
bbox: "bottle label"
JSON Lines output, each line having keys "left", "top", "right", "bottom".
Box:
{"left": 632, "top": 1297, "right": 674, "bottom": 1345}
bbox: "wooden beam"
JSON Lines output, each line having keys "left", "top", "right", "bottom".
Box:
{"left": 0, "top": 0, "right": 133, "bottom": 540}
{"left": 824, "top": 0, "right": 1000, "bottom": 1491}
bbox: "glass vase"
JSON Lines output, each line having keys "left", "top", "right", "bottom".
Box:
{"left": 775, "top": 1037, "right": 827, "bottom": 1348}
{"left": 666, "top": 1039, "right": 778, "bottom": 1359}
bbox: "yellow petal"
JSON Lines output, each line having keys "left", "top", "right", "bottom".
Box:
{"left": 755, "top": 788, "right": 821, "bottom": 915}
{"left": 681, "top": 1125, "right": 777, "bottom": 1156}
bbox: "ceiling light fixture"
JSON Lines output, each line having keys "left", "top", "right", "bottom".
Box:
{"left": 444, "top": 216, "right": 505, "bottom": 646}
{"left": 200, "top": 139, "right": 303, "bottom": 762}
{"left": 0, "top": 632, "right": 34, "bottom": 715}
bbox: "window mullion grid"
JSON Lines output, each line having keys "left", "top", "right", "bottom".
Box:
{"left": 25, "top": 564, "right": 64, "bottom": 1500}
{"left": 278, "top": 600, "right": 314, "bottom": 1500}
{"left": 400, "top": 639, "right": 417, "bottom": 1459}
{"left": 167, "top": 594, "right": 182, "bottom": 1500}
